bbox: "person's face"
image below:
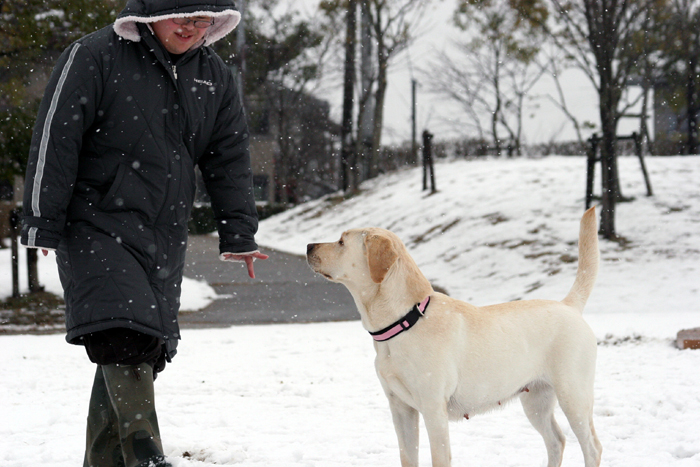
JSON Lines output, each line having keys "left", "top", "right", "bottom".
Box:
{"left": 151, "top": 16, "right": 212, "bottom": 54}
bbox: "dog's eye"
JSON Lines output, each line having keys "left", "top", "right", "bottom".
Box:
{"left": 338, "top": 239, "right": 344, "bottom": 246}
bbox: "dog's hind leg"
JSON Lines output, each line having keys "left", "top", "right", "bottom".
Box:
{"left": 556, "top": 387, "right": 602, "bottom": 467}
{"left": 520, "top": 384, "right": 566, "bottom": 467}
{"left": 387, "top": 394, "right": 420, "bottom": 467}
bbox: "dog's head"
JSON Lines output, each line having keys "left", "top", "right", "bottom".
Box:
{"left": 308, "top": 228, "right": 434, "bottom": 322}
{"left": 306, "top": 228, "right": 401, "bottom": 286}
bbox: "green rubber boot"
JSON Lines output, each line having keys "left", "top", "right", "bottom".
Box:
{"left": 84, "top": 366, "right": 125, "bottom": 467}
{"left": 101, "top": 363, "right": 168, "bottom": 467}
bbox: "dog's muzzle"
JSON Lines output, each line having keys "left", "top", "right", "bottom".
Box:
{"left": 306, "top": 243, "right": 320, "bottom": 268}
{"left": 306, "top": 244, "right": 332, "bottom": 279}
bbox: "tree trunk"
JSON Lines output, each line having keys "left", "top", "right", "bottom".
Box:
{"left": 357, "top": 0, "right": 374, "bottom": 181}
{"left": 598, "top": 71, "right": 618, "bottom": 239}
{"left": 492, "top": 50, "right": 502, "bottom": 155}
{"left": 370, "top": 17, "right": 387, "bottom": 180}
{"left": 341, "top": 0, "right": 357, "bottom": 193}
{"left": 639, "top": 77, "right": 654, "bottom": 155}
{"left": 639, "top": 14, "right": 654, "bottom": 156}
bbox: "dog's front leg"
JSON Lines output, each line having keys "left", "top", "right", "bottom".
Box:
{"left": 387, "top": 393, "right": 420, "bottom": 467}
{"left": 422, "top": 403, "right": 451, "bottom": 467}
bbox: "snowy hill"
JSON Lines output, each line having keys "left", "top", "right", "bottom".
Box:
{"left": 2, "top": 155, "right": 699, "bottom": 467}
{"left": 258, "top": 155, "right": 700, "bottom": 331}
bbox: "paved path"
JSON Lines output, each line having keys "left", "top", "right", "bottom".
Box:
{"left": 178, "top": 235, "right": 359, "bottom": 328}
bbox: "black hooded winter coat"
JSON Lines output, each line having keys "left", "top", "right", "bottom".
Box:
{"left": 21, "top": 0, "right": 257, "bottom": 359}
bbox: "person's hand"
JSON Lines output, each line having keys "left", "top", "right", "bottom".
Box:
{"left": 222, "top": 251, "right": 269, "bottom": 278}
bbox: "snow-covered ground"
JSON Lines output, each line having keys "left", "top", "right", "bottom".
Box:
{"left": 2, "top": 155, "right": 699, "bottom": 466}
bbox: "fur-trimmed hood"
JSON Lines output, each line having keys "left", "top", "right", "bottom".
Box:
{"left": 114, "top": 0, "right": 240, "bottom": 47}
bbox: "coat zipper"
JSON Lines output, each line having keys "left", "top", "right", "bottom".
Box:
{"left": 173, "top": 65, "right": 177, "bottom": 80}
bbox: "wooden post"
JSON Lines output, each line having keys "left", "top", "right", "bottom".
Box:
{"left": 423, "top": 130, "right": 436, "bottom": 193}
{"left": 585, "top": 133, "right": 599, "bottom": 210}
{"left": 422, "top": 133, "right": 427, "bottom": 191}
{"left": 10, "top": 208, "right": 20, "bottom": 298}
{"left": 633, "top": 132, "right": 653, "bottom": 196}
{"left": 411, "top": 79, "right": 417, "bottom": 165}
{"left": 27, "top": 249, "right": 43, "bottom": 293}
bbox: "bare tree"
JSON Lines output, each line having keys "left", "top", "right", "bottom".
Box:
{"left": 361, "top": 0, "right": 429, "bottom": 177}
{"left": 428, "top": 48, "right": 490, "bottom": 142}
{"left": 631, "top": 10, "right": 660, "bottom": 155}
{"left": 518, "top": 0, "right": 665, "bottom": 239}
{"left": 536, "top": 47, "right": 597, "bottom": 146}
{"left": 499, "top": 55, "right": 548, "bottom": 156}
{"left": 427, "top": 0, "right": 546, "bottom": 155}
{"left": 318, "top": 0, "right": 428, "bottom": 186}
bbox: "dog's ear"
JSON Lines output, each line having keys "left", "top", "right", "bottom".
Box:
{"left": 365, "top": 233, "right": 398, "bottom": 283}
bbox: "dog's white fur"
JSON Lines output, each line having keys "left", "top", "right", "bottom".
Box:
{"left": 306, "top": 207, "right": 602, "bottom": 467}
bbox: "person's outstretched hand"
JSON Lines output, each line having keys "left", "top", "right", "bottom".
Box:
{"left": 222, "top": 251, "right": 269, "bottom": 278}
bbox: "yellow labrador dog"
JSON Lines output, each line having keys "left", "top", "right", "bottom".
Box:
{"left": 306, "top": 207, "right": 602, "bottom": 467}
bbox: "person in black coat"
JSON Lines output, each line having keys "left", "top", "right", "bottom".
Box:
{"left": 21, "top": 1, "right": 268, "bottom": 465}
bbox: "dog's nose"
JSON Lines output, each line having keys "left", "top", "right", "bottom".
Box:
{"left": 306, "top": 243, "right": 316, "bottom": 255}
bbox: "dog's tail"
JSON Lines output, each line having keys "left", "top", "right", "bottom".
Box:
{"left": 562, "top": 207, "right": 599, "bottom": 313}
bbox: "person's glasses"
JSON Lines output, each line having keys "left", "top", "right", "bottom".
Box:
{"left": 172, "top": 17, "right": 214, "bottom": 29}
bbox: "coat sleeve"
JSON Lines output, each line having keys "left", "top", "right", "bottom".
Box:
{"left": 198, "top": 68, "right": 259, "bottom": 255}
{"left": 21, "top": 42, "right": 100, "bottom": 250}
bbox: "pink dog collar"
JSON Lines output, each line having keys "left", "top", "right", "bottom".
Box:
{"left": 369, "top": 296, "right": 431, "bottom": 342}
